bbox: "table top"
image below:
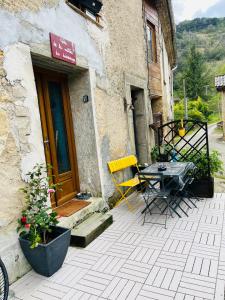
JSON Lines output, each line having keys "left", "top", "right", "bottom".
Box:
{"left": 140, "top": 162, "right": 195, "bottom": 177}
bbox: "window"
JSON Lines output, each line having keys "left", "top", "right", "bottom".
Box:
{"left": 147, "top": 22, "right": 157, "bottom": 63}
{"left": 67, "top": 0, "right": 102, "bottom": 24}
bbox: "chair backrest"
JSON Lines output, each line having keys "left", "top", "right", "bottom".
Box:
{"left": 108, "top": 155, "right": 138, "bottom": 173}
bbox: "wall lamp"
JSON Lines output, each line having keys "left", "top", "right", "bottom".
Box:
{"left": 83, "top": 95, "right": 89, "bottom": 103}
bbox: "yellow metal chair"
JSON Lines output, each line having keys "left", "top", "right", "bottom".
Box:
{"left": 108, "top": 155, "right": 145, "bottom": 209}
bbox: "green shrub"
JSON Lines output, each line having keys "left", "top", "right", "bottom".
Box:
{"left": 180, "top": 149, "right": 223, "bottom": 178}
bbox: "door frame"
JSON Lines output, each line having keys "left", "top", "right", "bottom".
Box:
{"left": 34, "top": 66, "right": 80, "bottom": 208}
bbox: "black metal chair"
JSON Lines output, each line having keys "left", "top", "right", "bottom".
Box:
{"left": 0, "top": 258, "right": 9, "bottom": 300}
{"left": 138, "top": 173, "right": 174, "bottom": 229}
{"left": 169, "top": 171, "right": 198, "bottom": 217}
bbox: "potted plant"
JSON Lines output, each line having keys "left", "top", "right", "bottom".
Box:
{"left": 178, "top": 119, "right": 186, "bottom": 137}
{"left": 151, "top": 144, "right": 172, "bottom": 162}
{"left": 182, "top": 150, "right": 223, "bottom": 198}
{"left": 17, "top": 164, "right": 71, "bottom": 277}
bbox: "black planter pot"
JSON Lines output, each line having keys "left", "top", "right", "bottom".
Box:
{"left": 188, "top": 177, "right": 214, "bottom": 198}
{"left": 157, "top": 154, "right": 169, "bottom": 162}
{"left": 19, "top": 226, "right": 71, "bottom": 277}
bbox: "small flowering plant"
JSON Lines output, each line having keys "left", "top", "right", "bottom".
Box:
{"left": 17, "top": 164, "right": 60, "bottom": 248}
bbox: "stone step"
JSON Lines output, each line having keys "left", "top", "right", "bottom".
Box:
{"left": 70, "top": 213, "right": 113, "bottom": 247}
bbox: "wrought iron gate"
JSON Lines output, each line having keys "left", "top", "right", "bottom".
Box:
{"left": 157, "top": 119, "right": 211, "bottom": 178}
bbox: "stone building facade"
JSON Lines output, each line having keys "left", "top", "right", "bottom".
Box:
{"left": 215, "top": 74, "right": 225, "bottom": 140}
{"left": 0, "top": 0, "right": 176, "bottom": 282}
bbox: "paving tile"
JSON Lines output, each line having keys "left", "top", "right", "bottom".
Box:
{"left": 86, "top": 239, "right": 114, "bottom": 254}
{"left": 106, "top": 242, "right": 135, "bottom": 258}
{"left": 200, "top": 214, "right": 223, "bottom": 225}
{"left": 146, "top": 266, "right": 182, "bottom": 292}
{"left": 194, "top": 231, "right": 221, "bottom": 246}
{"left": 170, "top": 229, "right": 195, "bottom": 242}
{"left": 140, "top": 236, "right": 166, "bottom": 250}
{"left": 11, "top": 194, "right": 225, "bottom": 300}
{"left": 97, "top": 229, "right": 121, "bottom": 241}
{"left": 63, "top": 289, "right": 100, "bottom": 300}
{"left": 185, "top": 255, "right": 218, "bottom": 277}
{"left": 139, "top": 285, "right": 176, "bottom": 300}
{"left": 101, "top": 277, "right": 128, "bottom": 299}
{"left": 174, "top": 293, "right": 185, "bottom": 300}
{"left": 198, "top": 223, "right": 222, "bottom": 234}
{"left": 218, "top": 261, "right": 225, "bottom": 279}
{"left": 215, "top": 279, "right": 225, "bottom": 300}
{"left": 117, "top": 232, "right": 144, "bottom": 245}
{"left": 117, "top": 259, "right": 152, "bottom": 283}
{"left": 174, "top": 220, "right": 198, "bottom": 232}
{"left": 146, "top": 225, "right": 173, "bottom": 239}
{"left": 178, "top": 273, "right": 216, "bottom": 300}
{"left": 129, "top": 247, "right": 160, "bottom": 264}
{"left": 164, "top": 239, "right": 192, "bottom": 255}
{"left": 92, "top": 255, "right": 126, "bottom": 275}
{"left": 31, "top": 282, "right": 70, "bottom": 299}
{"left": 155, "top": 251, "right": 187, "bottom": 271}
{"left": 190, "top": 243, "right": 220, "bottom": 260}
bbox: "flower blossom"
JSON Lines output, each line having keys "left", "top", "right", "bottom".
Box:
{"left": 21, "top": 216, "right": 27, "bottom": 224}
{"left": 47, "top": 188, "right": 55, "bottom": 194}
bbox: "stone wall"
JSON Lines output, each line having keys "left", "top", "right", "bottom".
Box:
{"left": 0, "top": 0, "right": 107, "bottom": 283}
{"left": 0, "top": 0, "right": 174, "bottom": 281}
{"left": 95, "top": 0, "right": 152, "bottom": 203}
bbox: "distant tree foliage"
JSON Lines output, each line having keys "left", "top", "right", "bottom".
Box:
{"left": 184, "top": 45, "right": 210, "bottom": 99}
{"left": 174, "top": 97, "right": 212, "bottom": 122}
{"left": 177, "top": 17, "right": 225, "bottom": 33}
{"left": 174, "top": 17, "right": 225, "bottom": 123}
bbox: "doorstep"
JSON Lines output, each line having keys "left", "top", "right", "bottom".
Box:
{"left": 70, "top": 212, "right": 113, "bottom": 247}
{"left": 58, "top": 197, "right": 108, "bottom": 230}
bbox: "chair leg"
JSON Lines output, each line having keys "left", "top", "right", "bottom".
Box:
{"left": 115, "top": 187, "right": 135, "bottom": 211}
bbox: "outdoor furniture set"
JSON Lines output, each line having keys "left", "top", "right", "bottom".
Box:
{"left": 108, "top": 155, "right": 199, "bottom": 228}
{"left": 138, "top": 161, "right": 198, "bottom": 228}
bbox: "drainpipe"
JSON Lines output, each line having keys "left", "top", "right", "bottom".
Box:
{"left": 142, "top": 0, "right": 151, "bottom": 98}
{"left": 171, "top": 65, "right": 177, "bottom": 120}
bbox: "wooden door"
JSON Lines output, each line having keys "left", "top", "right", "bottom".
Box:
{"left": 35, "top": 69, "right": 80, "bottom": 208}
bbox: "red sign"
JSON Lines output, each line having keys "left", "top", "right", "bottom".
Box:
{"left": 50, "top": 33, "right": 76, "bottom": 65}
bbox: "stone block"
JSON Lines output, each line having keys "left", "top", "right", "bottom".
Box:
{"left": 15, "top": 106, "right": 29, "bottom": 117}
{"left": 70, "top": 212, "right": 113, "bottom": 247}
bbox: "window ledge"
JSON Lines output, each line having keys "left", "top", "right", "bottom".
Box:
{"left": 66, "top": 1, "right": 103, "bottom": 29}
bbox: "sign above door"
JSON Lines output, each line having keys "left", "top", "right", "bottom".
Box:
{"left": 50, "top": 33, "right": 76, "bottom": 65}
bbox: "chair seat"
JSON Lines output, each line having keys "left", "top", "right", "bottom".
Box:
{"left": 118, "top": 177, "right": 144, "bottom": 187}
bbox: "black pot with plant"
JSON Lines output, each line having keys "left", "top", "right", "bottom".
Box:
{"left": 151, "top": 144, "right": 172, "bottom": 163}
{"left": 17, "top": 164, "right": 71, "bottom": 277}
{"left": 182, "top": 150, "right": 223, "bottom": 198}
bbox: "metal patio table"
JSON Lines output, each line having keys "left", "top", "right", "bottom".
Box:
{"left": 139, "top": 161, "right": 195, "bottom": 218}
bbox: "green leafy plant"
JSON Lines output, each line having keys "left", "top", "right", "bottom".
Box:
{"left": 151, "top": 144, "right": 173, "bottom": 162}
{"left": 151, "top": 145, "right": 159, "bottom": 162}
{"left": 180, "top": 149, "right": 223, "bottom": 178}
{"left": 17, "top": 164, "right": 60, "bottom": 248}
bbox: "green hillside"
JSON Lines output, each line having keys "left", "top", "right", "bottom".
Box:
{"left": 174, "top": 17, "right": 225, "bottom": 122}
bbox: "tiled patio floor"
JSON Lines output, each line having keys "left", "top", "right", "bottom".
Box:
{"left": 11, "top": 193, "right": 225, "bottom": 300}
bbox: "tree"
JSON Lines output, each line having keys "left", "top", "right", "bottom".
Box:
{"left": 174, "top": 97, "right": 212, "bottom": 121}
{"left": 184, "top": 45, "right": 210, "bottom": 99}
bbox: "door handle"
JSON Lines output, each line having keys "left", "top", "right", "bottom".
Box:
{"left": 43, "top": 139, "right": 49, "bottom": 144}
{"left": 56, "top": 130, "right": 58, "bottom": 150}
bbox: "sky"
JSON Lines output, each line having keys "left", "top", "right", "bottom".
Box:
{"left": 172, "top": 0, "right": 225, "bottom": 24}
